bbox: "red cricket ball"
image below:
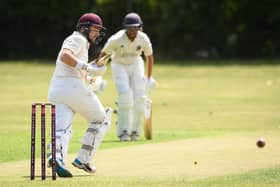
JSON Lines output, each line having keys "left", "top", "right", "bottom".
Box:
{"left": 256, "top": 138, "right": 265, "bottom": 148}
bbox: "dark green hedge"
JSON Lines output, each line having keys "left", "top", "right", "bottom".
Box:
{"left": 1, "top": 0, "right": 279, "bottom": 59}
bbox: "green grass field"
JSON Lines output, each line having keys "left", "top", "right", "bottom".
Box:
{"left": 0, "top": 60, "right": 280, "bottom": 187}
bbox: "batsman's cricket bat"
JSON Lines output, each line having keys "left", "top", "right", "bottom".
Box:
{"left": 88, "top": 54, "right": 111, "bottom": 66}
{"left": 144, "top": 97, "right": 152, "bottom": 140}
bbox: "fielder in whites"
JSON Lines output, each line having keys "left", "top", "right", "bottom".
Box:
{"left": 47, "top": 13, "right": 112, "bottom": 177}
{"left": 100, "top": 12, "right": 156, "bottom": 141}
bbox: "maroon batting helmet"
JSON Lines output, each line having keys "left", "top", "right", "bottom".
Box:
{"left": 123, "top": 12, "right": 143, "bottom": 27}
{"left": 76, "top": 13, "right": 106, "bottom": 43}
{"left": 77, "top": 13, "right": 105, "bottom": 30}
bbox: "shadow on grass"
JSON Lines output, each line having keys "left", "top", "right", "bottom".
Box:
{"left": 22, "top": 174, "right": 93, "bottom": 179}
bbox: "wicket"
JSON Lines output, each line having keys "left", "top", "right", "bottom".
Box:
{"left": 30, "top": 103, "right": 56, "bottom": 180}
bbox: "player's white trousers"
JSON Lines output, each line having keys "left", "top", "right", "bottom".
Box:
{"left": 48, "top": 77, "right": 106, "bottom": 162}
{"left": 111, "top": 60, "right": 146, "bottom": 136}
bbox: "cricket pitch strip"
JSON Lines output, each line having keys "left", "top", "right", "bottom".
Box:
{"left": 0, "top": 133, "right": 279, "bottom": 180}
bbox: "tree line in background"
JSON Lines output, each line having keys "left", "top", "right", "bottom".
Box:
{"left": 1, "top": 0, "right": 279, "bottom": 60}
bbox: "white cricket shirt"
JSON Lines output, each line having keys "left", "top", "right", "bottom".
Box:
{"left": 53, "top": 31, "right": 89, "bottom": 78}
{"left": 102, "top": 30, "right": 153, "bottom": 65}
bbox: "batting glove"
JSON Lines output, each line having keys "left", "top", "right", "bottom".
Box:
{"left": 87, "top": 63, "right": 107, "bottom": 77}
{"left": 145, "top": 76, "right": 157, "bottom": 92}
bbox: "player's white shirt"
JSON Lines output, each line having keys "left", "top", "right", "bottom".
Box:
{"left": 52, "top": 31, "right": 89, "bottom": 78}
{"left": 102, "top": 30, "right": 153, "bottom": 65}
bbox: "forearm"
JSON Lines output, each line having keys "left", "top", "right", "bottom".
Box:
{"left": 146, "top": 55, "right": 154, "bottom": 78}
{"left": 98, "top": 52, "right": 107, "bottom": 59}
{"left": 60, "top": 49, "right": 86, "bottom": 69}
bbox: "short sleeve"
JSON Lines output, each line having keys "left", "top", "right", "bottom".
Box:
{"left": 63, "top": 35, "right": 85, "bottom": 55}
{"left": 142, "top": 34, "right": 153, "bottom": 56}
{"left": 102, "top": 38, "right": 116, "bottom": 55}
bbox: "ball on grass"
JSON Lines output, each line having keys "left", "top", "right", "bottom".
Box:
{"left": 256, "top": 138, "right": 265, "bottom": 148}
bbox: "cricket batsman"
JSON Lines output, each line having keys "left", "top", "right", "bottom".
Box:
{"left": 47, "top": 13, "right": 112, "bottom": 177}
{"left": 100, "top": 12, "right": 155, "bottom": 141}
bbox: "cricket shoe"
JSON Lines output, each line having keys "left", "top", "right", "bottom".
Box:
{"left": 119, "top": 130, "right": 130, "bottom": 142}
{"left": 48, "top": 158, "right": 73, "bottom": 177}
{"left": 72, "top": 158, "right": 96, "bottom": 173}
{"left": 130, "top": 131, "right": 140, "bottom": 141}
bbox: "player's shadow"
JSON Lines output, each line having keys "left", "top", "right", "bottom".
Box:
{"left": 102, "top": 139, "right": 146, "bottom": 143}
{"left": 102, "top": 139, "right": 121, "bottom": 143}
{"left": 23, "top": 174, "right": 93, "bottom": 179}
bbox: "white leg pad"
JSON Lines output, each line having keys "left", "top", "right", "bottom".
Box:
{"left": 47, "top": 104, "right": 74, "bottom": 162}
{"left": 131, "top": 96, "right": 145, "bottom": 135}
{"left": 48, "top": 126, "right": 72, "bottom": 162}
{"left": 58, "top": 128, "right": 72, "bottom": 162}
{"left": 117, "top": 91, "right": 133, "bottom": 136}
{"left": 77, "top": 108, "right": 113, "bottom": 163}
{"left": 88, "top": 108, "right": 113, "bottom": 161}
{"left": 77, "top": 122, "right": 101, "bottom": 163}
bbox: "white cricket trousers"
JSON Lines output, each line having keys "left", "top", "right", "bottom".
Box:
{"left": 111, "top": 60, "right": 146, "bottom": 137}
{"left": 48, "top": 77, "right": 105, "bottom": 161}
